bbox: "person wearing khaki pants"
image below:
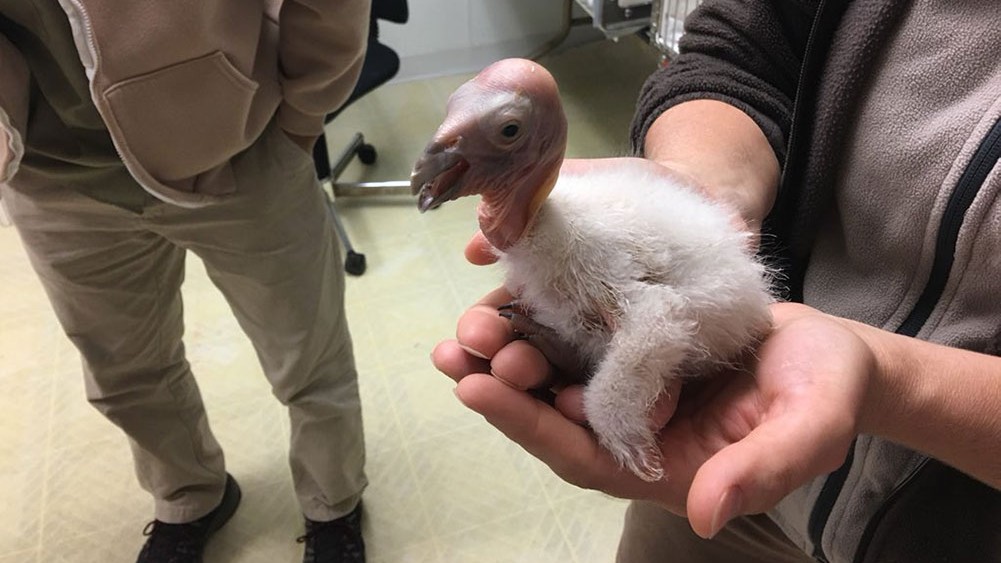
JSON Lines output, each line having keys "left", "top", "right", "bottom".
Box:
{"left": 1, "top": 119, "right": 369, "bottom": 561}
{"left": 0, "top": 1, "right": 371, "bottom": 561}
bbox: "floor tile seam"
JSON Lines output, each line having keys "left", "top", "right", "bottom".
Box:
{"left": 331, "top": 204, "right": 431, "bottom": 247}
{"left": 0, "top": 547, "right": 39, "bottom": 562}
{"left": 429, "top": 230, "right": 491, "bottom": 326}
{"left": 439, "top": 263, "right": 466, "bottom": 311}
{"left": 430, "top": 503, "right": 573, "bottom": 556}
{"left": 346, "top": 302, "right": 388, "bottom": 373}
{"left": 417, "top": 219, "right": 484, "bottom": 239}
{"left": 347, "top": 280, "right": 438, "bottom": 306}
{"left": 34, "top": 520, "right": 133, "bottom": 553}
{"left": 359, "top": 369, "right": 410, "bottom": 450}
{"left": 36, "top": 341, "right": 60, "bottom": 554}
{"left": 393, "top": 417, "right": 495, "bottom": 450}
{"left": 196, "top": 388, "right": 287, "bottom": 416}
{"left": 545, "top": 492, "right": 602, "bottom": 563}
{"left": 44, "top": 433, "right": 125, "bottom": 457}
{"left": 421, "top": 219, "right": 471, "bottom": 264}
{"left": 371, "top": 540, "right": 439, "bottom": 563}
{"left": 517, "top": 462, "right": 581, "bottom": 563}
{"left": 375, "top": 366, "right": 439, "bottom": 543}
{"left": 345, "top": 275, "right": 438, "bottom": 310}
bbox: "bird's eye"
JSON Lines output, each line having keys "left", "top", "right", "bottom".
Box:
{"left": 501, "top": 123, "right": 520, "bottom": 139}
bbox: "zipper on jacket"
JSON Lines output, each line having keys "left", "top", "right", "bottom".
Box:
{"left": 895, "top": 113, "right": 1001, "bottom": 337}
{"left": 810, "top": 116, "right": 1001, "bottom": 562}
{"left": 850, "top": 459, "right": 928, "bottom": 563}
{"left": 773, "top": 0, "right": 845, "bottom": 303}
{"left": 847, "top": 114, "right": 1001, "bottom": 563}
{"left": 808, "top": 441, "right": 854, "bottom": 562}
{"left": 779, "top": 1, "right": 862, "bottom": 561}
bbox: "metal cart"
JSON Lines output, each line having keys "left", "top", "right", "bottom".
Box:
{"left": 650, "top": 0, "right": 701, "bottom": 58}
{"left": 572, "top": 0, "right": 702, "bottom": 58}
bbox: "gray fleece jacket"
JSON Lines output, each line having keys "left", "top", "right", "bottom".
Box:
{"left": 632, "top": 1, "right": 1001, "bottom": 562}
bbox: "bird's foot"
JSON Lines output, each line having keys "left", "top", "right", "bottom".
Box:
{"left": 498, "top": 301, "right": 589, "bottom": 385}
{"left": 604, "top": 438, "right": 665, "bottom": 483}
{"left": 583, "top": 382, "right": 667, "bottom": 482}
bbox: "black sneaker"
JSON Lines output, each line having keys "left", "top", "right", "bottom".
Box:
{"left": 298, "top": 502, "right": 365, "bottom": 563}
{"left": 136, "top": 473, "right": 242, "bottom": 563}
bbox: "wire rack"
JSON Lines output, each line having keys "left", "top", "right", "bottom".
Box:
{"left": 650, "top": 0, "right": 701, "bottom": 58}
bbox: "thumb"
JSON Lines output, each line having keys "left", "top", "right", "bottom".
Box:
{"left": 465, "top": 230, "right": 499, "bottom": 265}
{"left": 685, "top": 413, "right": 853, "bottom": 539}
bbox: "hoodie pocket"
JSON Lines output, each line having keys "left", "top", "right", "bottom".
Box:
{"left": 102, "top": 51, "right": 259, "bottom": 185}
{"left": 0, "top": 34, "right": 29, "bottom": 185}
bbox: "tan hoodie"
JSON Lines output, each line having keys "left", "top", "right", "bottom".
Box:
{"left": 0, "top": 0, "right": 370, "bottom": 206}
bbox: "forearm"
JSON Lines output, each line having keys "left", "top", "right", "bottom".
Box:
{"left": 852, "top": 320, "right": 1001, "bottom": 488}
{"left": 643, "top": 100, "right": 780, "bottom": 229}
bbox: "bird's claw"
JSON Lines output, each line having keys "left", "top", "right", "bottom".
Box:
{"left": 497, "top": 301, "right": 589, "bottom": 384}
{"left": 608, "top": 441, "right": 665, "bottom": 483}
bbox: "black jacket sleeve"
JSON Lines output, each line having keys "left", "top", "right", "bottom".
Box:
{"left": 630, "top": 0, "right": 817, "bottom": 165}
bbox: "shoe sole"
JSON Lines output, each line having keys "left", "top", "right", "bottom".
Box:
{"left": 206, "top": 474, "right": 242, "bottom": 535}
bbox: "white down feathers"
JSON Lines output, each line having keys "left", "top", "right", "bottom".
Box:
{"left": 498, "top": 164, "right": 774, "bottom": 481}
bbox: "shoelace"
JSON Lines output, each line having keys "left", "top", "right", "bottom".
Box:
{"left": 140, "top": 520, "right": 207, "bottom": 560}
{"left": 296, "top": 511, "right": 364, "bottom": 562}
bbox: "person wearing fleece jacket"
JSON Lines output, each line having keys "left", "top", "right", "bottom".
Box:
{"left": 0, "top": 1, "right": 370, "bottom": 562}
{"left": 431, "top": 1, "right": 1001, "bottom": 562}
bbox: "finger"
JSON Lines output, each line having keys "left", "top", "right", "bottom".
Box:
{"left": 455, "top": 295, "right": 518, "bottom": 360}
{"left": 490, "top": 339, "right": 553, "bottom": 390}
{"left": 455, "top": 374, "right": 629, "bottom": 491}
{"left": 465, "top": 231, "right": 499, "bottom": 265}
{"left": 685, "top": 411, "right": 853, "bottom": 539}
{"left": 554, "top": 385, "right": 587, "bottom": 424}
{"left": 432, "top": 339, "right": 491, "bottom": 383}
{"left": 457, "top": 374, "right": 689, "bottom": 507}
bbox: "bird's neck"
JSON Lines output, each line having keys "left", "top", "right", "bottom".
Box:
{"left": 478, "top": 163, "right": 560, "bottom": 251}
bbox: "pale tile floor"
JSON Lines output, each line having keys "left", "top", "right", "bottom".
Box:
{"left": 0, "top": 37, "right": 661, "bottom": 562}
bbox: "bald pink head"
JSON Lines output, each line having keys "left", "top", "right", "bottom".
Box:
{"left": 410, "top": 58, "right": 569, "bottom": 250}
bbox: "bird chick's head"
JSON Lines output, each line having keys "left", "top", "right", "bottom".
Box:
{"left": 410, "top": 58, "right": 568, "bottom": 250}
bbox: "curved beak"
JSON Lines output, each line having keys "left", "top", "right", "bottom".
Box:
{"left": 410, "top": 143, "right": 469, "bottom": 213}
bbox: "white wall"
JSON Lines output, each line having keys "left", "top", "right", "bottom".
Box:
{"left": 379, "top": 0, "right": 574, "bottom": 82}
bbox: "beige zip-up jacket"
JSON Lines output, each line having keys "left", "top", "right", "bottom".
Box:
{"left": 0, "top": 0, "right": 369, "bottom": 206}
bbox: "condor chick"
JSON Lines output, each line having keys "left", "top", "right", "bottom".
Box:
{"left": 411, "top": 58, "right": 773, "bottom": 481}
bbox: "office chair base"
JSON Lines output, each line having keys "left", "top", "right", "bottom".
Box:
{"left": 331, "top": 133, "right": 376, "bottom": 179}
{"left": 344, "top": 250, "right": 367, "bottom": 276}
{"left": 313, "top": 0, "right": 408, "bottom": 277}
{"left": 357, "top": 143, "right": 377, "bottom": 165}
{"left": 324, "top": 191, "right": 368, "bottom": 276}
{"left": 333, "top": 180, "right": 412, "bottom": 197}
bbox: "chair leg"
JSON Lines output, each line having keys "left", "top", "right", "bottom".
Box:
{"left": 324, "top": 191, "right": 367, "bottom": 276}
{"left": 320, "top": 129, "right": 405, "bottom": 276}
{"left": 331, "top": 133, "right": 368, "bottom": 180}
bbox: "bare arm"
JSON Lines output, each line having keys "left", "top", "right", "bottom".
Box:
{"left": 852, "top": 320, "right": 1001, "bottom": 488}
{"left": 643, "top": 99, "right": 780, "bottom": 231}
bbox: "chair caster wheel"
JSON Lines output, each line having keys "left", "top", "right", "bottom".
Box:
{"left": 357, "top": 143, "right": 377, "bottom": 165}
{"left": 345, "top": 250, "right": 367, "bottom": 276}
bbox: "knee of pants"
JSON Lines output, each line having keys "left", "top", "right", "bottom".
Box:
{"left": 81, "top": 357, "right": 196, "bottom": 418}
{"left": 263, "top": 325, "right": 359, "bottom": 405}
